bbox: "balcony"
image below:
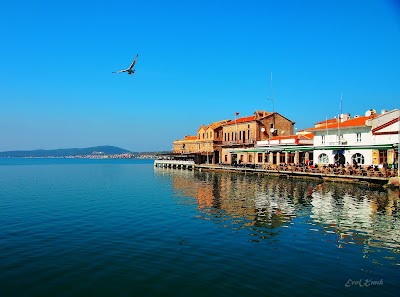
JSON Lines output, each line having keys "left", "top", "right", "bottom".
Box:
{"left": 222, "top": 139, "right": 256, "bottom": 146}
{"left": 327, "top": 140, "right": 347, "bottom": 146}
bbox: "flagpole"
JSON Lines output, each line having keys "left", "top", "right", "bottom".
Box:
{"left": 235, "top": 112, "right": 238, "bottom": 143}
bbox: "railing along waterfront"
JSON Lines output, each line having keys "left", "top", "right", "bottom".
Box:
{"left": 194, "top": 163, "right": 397, "bottom": 186}
{"left": 154, "top": 159, "right": 195, "bottom": 168}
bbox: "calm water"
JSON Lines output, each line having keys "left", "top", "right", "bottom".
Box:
{"left": 0, "top": 158, "right": 399, "bottom": 297}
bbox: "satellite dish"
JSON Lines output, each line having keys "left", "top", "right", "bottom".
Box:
{"left": 270, "top": 128, "right": 275, "bottom": 133}
{"left": 365, "top": 110, "right": 372, "bottom": 117}
{"left": 261, "top": 127, "right": 266, "bottom": 132}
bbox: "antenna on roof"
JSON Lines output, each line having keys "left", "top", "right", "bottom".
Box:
{"left": 267, "top": 71, "right": 274, "bottom": 112}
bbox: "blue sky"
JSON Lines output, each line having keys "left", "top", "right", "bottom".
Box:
{"left": 0, "top": 0, "right": 399, "bottom": 152}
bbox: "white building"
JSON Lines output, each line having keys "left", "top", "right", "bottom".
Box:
{"left": 307, "top": 109, "right": 399, "bottom": 167}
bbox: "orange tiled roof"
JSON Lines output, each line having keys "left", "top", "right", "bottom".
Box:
{"left": 269, "top": 133, "right": 314, "bottom": 141}
{"left": 314, "top": 118, "right": 338, "bottom": 127}
{"left": 208, "top": 120, "right": 230, "bottom": 130}
{"left": 184, "top": 135, "right": 197, "bottom": 140}
{"left": 309, "top": 116, "right": 372, "bottom": 131}
{"left": 225, "top": 115, "right": 256, "bottom": 125}
{"left": 302, "top": 133, "right": 314, "bottom": 140}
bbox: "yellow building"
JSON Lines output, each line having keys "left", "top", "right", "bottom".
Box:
{"left": 173, "top": 120, "right": 230, "bottom": 164}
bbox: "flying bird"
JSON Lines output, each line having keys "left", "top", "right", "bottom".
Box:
{"left": 113, "top": 54, "right": 138, "bottom": 75}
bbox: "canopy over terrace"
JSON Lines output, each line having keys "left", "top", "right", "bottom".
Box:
{"left": 226, "top": 145, "right": 314, "bottom": 154}
{"left": 225, "top": 145, "right": 315, "bottom": 165}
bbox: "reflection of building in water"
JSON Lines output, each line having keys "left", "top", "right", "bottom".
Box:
{"left": 164, "top": 170, "right": 317, "bottom": 230}
{"left": 156, "top": 167, "right": 400, "bottom": 250}
{"left": 310, "top": 187, "right": 400, "bottom": 251}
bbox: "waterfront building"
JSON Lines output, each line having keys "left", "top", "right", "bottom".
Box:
{"left": 172, "top": 107, "right": 399, "bottom": 169}
{"left": 307, "top": 109, "right": 400, "bottom": 167}
{"left": 172, "top": 120, "right": 230, "bottom": 164}
{"left": 220, "top": 110, "right": 295, "bottom": 165}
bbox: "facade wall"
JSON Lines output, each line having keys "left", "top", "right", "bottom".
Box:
{"left": 223, "top": 122, "right": 258, "bottom": 144}
{"left": 314, "top": 149, "right": 373, "bottom": 166}
{"left": 262, "top": 113, "right": 295, "bottom": 139}
{"left": 173, "top": 139, "right": 198, "bottom": 154}
{"left": 313, "top": 127, "right": 372, "bottom": 147}
{"left": 222, "top": 113, "right": 294, "bottom": 145}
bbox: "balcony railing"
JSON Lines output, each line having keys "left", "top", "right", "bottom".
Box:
{"left": 327, "top": 140, "right": 347, "bottom": 145}
{"left": 222, "top": 139, "right": 256, "bottom": 146}
{"left": 154, "top": 160, "right": 195, "bottom": 166}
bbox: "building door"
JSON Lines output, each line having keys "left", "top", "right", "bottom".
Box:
{"left": 214, "top": 150, "right": 219, "bottom": 164}
{"left": 231, "top": 154, "right": 237, "bottom": 165}
{"left": 334, "top": 152, "right": 345, "bottom": 165}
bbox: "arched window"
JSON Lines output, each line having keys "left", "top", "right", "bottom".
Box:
{"left": 318, "top": 153, "right": 329, "bottom": 164}
{"left": 352, "top": 153, "right": 365, "bottom": 165}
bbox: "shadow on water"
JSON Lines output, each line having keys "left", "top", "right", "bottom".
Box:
{"left": 155, "top": 167, "right": 400, "bottom": 252}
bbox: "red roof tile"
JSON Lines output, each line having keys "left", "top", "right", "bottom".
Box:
{"left": 184, "top": 135, "right": 197, "bottom": 140}
{"left": 269, "top": 133, "right": 314, "bottom": 141}
{"left": 309, "top": 116, "right": 372, "bottom": 131}
{"left": 225, "top": 115, "right": 256, "bottom": 125}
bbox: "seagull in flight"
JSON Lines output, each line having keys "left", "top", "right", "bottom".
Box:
{"left": 113, "top": 54, "right": 138, "bottom": 75}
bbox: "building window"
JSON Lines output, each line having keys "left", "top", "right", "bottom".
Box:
{"left": 258, "top": 153, "right": 263, "bottom": 163}
{"left": 322, "top": 135, "right": 325, "bottom": 144}
{"left": 224, "top": 155, "right": 227, "bottom": 162}
{"left": 227, "top": 133, "right": 230, "bottom": 141}
{"left": 318, "top": 153, "right": 329, "bottom": 164}
{"left": 240, "top": 155, "right": 243, "bottom": 162}
{"left": 270, "top": 123, "right": 274, "bottom": 128}
{"left": 288, "top": 153, "right": 295, "bottom": 164}
{"left": 356, "top": 133, "right": 361, "bottom": 142}
{"left": 203, "top": 133, "right": 204, "bottom": 139}
{"left": 224, "top": 133, "right": 226, "bottom": 141}
{"left": 352, "top": 153, "right": 365, "bottom": 165}
{"left": 210, "top": 132, "right": 212, "bottom": 139}
{"left": 379, "top": 150, "right": 387, "bottom": 164}
{"left": 249, "top": 155, "right": 252, "bottom": 162}
{"left": 247, "top": 130, "right": 250, "bottom": 140}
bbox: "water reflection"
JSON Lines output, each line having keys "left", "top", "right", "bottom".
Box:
{"left": 154, "top": 167, "right": 400, "bottom": 251}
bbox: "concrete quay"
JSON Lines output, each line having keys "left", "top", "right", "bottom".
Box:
{"left": 157, "top": 160, "right": 394, "bottom": 187}
{"left": 194, "top": 164, "right": 390, "bottom": 186}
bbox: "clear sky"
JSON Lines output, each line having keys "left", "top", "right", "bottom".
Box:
{"left": 0, "top": 0, "right": 399, "bottom": 152}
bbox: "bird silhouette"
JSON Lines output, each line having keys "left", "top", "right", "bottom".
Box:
{"left": 113, "top": 54, "right": 138, "bottom": 75}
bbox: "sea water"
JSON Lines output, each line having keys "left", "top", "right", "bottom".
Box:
{"left": 0, "top": 158, "right": 399, "bottom": 297}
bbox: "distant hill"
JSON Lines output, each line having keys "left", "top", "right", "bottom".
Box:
{"left": 0, "top": 146, "right": 133, "bottom": 157}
